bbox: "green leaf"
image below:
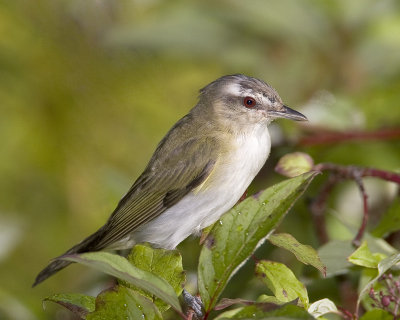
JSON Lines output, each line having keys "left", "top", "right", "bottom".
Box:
{"left": 307, "top": 298, "right": 338, "bottom": 318}
{"left": 255, "top": 260, "right": 309, "bottom": 308}
{"left": 268, "top": 233, "right": 326, "bottom": 275}
{"left": 62, "top": 252, "right": 182, "bottom": 313}
{"left": 215, "top": 298, "right": 259, "bottom": 310}
{"left": 357, "top": 253, "right": 400, "bottom": 312}
{"left": 364, "top": 233, "right": 397, "bottom": 256}
{"left": 215, "top": 296, "right": 284, "bottom": 311}
{"left": 87, "top": 286, "right": 162, "bottom": 320}
{"left": 326, "top": 212, "right": 397, "bottom": 256}
{"left": 318, "top": 240, "right": 354, "bottom": 276}
{"left": 216, "top": 303, "right": 314, "bottom": 319}
{"left": 124, "top": 244, "right": 185, "bottom": 312}
{"left": 198, "top": 172, "right": 317, "bottom": 312}
{"left": 257, "top": 294, "right": 287, "bottom": 304}
{"left": 359, "top": 309, "right": 393, "bottom": 320}
{"left": 348, "top": 241, "right": 385, "bottom": 268}
{"left": 372, "top": 197, "right": 400, "bottom": 238}
{"left": 275, "top": 152, "right": 314, "bottom": 178}
{"left": 43, "top": 293, "right": 95, "bottom": 319}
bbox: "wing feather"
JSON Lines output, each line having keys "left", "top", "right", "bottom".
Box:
{"left": 94, "top": 135, "right": 219, "bottom": 249}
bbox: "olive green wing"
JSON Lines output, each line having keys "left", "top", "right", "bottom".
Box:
{"left": 94, "top": 136, "right": 218, "bottom": 249}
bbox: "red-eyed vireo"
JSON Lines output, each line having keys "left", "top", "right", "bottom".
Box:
{"left": 34, "top": 74, "right": 307, "bottom": 286}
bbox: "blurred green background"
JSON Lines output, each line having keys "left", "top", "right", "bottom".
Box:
{"left": 1, "top": 0, "right": 400, "bottom": 319}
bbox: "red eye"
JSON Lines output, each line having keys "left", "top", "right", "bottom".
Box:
{"left": 243, "top": 96, "right": 256, "bottom": 108}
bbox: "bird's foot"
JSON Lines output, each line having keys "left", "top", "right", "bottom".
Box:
{"left": 182, "top": 289, "right": 203, "bottom": 319}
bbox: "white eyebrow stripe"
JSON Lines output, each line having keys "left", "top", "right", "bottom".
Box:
{"left": 223, "top": 83, "right": 256, "bottom": 98}
{"left": 223, "top": 82, "right": 274, "bottom": 106}
{"left": 223, "top": 82, "right": 243, "bottom": 96}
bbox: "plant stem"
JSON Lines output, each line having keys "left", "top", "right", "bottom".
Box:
{"left": 310, "top": 174, "right": 340, "bottom": 244}
{"left": 299, "top": 127, "right": 400, "bottom": 146}
{"left": 312, "top": 163, "right": 400, "bottom": 245}
{"left": 314, "top": 163, "right": 400, "bottom": 184}
{"left": 353, "top": 175, "right": 368, "bottom": 246}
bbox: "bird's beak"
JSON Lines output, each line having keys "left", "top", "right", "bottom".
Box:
{"left": 269, "top": 105, "right": 308, "bottom": 121}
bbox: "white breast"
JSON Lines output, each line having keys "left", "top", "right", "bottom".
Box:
{"left": 130, "top": 125, "right": 271, "bottom": 249}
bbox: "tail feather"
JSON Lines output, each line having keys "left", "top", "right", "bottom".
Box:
{"left": 33, "top": 227, "right": 106, "bottom": 287}
{"left": 33, "top": 258, "right": 73, "bottom": 287}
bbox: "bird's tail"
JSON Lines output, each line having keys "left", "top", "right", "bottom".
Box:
{"left": 33, "top": 227, "right": 106, "bottom": 287}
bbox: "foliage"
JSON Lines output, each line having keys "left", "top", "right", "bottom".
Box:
{"left": 46, "top": 173, "right": 324, "bottom": 319}
{"left": 197, "top": 172, "right": 317, "bottom": 313}
{"left": 125, "top": 244, "right": 185, "bottom": 312}
{"left": 267, "top": 233, "right": 325, "bottom": 275}
{"left": 43, "top": 156, "right": 400, "bottom": 319}
{"left": 63, "top": 251, "right": 183, "bottom": 314}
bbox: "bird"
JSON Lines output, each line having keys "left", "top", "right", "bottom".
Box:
{"left": 33, "top": 74, "right": 307, "bottom": 286}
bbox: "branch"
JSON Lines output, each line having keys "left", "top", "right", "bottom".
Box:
{"left": 298, "top": 127, "right": 400, "bottom": 146}
{"left": 312, "top": 163, "right": 399, "bottom": 245}
{"left": 352, "top": 175, "right": 368, "bottom": 246}
{"left": 314, "top": 163, "right": 400, "bottom": 184}
{"left": 310, "top": 174, "right": 341, "bottom": 245}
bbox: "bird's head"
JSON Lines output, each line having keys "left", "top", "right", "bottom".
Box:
{"left": 198, "top": 74, "right": 307, "bottom": 130}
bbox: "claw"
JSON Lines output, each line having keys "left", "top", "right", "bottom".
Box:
{"left": 182, "top": 289, "right": 204, "bottom": 319}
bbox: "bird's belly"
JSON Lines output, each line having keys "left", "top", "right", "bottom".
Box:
{"left": 131, "top": 131, "right": 271, "bottom": 249}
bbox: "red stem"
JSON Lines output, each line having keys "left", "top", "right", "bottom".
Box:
{"left": 312, "top": 163, "right": 400, "bottom": 246}
{"left": 299, "top": 127, "right": 400, "bottom": 146}
{"left": 310, "top": 174, "right": 340, "bottom": 245}
{"left": 337, "top": 306, "right": 355, "bottom": 320}
{"left": 314, "top": 163, "right": 400, "bottom": 184}
{"left": 352, "top": 176, "right": 368, "bottom": 246}
{"left": 362, "top": 168, "right": 400, "bottom": 184}
{"left": 186, "top": 310, "right": 194, "bottom": 320}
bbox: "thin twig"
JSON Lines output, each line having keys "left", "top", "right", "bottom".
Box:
{"left": 312, "top": 163, "right": 400, "bottom": 246}
{"left": 352, "top": 173, "right": 368, "bottom": 246}
{"left": 337, "top": 306, "right": 355, "bottom": 320}
{"left": 314, "top": 163, "right": 400, "bottom": 184}
{"left": 310, "top": 174, "right": 340, "bottom": 245}
{"left": 299, "top": 127, "right": 400, "bottom": 146}
{"left": 362, "top": 168, "right": 400, "bottom": 184}
{"left": 186, "top": 310, "right": 194, "bottom": 320}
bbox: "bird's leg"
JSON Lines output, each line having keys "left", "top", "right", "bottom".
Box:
{"left": 182, "top": 289, "right": 204, "bottom": 319}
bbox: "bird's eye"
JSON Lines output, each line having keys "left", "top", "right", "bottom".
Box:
{"left": 243, "top": 97, "right": 256, "bottom": 108}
